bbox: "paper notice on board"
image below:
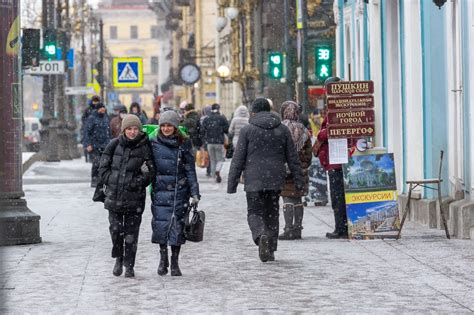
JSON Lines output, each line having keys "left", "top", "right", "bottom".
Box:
{"left": 329, "top": 138, "right": 348, "bottom": 164}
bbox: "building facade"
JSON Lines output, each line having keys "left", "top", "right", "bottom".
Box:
{"left": 334, "top": 0, "right": 474, "bottom": 239}
{"left": 98, "top": 0, "right": 167, "bottom": 115}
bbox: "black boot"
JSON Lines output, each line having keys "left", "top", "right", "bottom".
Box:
{"left": 326, "top": 230, "right": 348, "bottom": 239}
{"left": 170, "top": 246, "right": 182, "bottom": 276}
{"left": 278, "top": 204, "right": 294, "bottom": 240}
{"left": 293, "top": 204, "right": 304, "bottom": 239}
{"left": 113, "top": 257, "right": 123, "bottom": 276}
{"left": 124, "top": 267, "right": 135, "bottom": 278}
{"left": 215, "top": 171, "right": 222, "bottom": 183}
{"left": 258, "top": 234, "right": 270, "bottom": 262}
{"left": 157, "top": 246, "right": 169, "bottom": 276}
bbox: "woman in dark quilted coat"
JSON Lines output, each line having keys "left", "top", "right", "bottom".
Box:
{"left": 99, "top": 114, "right": 155, "bottom": 278}
{"left": 278, "top": 101, "right": 313, "bottom": 240}
{"left": 151, "top": 110, "right": 200, "bottom": 276}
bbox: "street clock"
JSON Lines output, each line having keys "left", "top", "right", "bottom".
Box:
{"left": 179, "top": 63, "right": 201, "bottom": 85}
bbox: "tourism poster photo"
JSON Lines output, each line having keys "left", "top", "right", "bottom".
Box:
{"left": 342, "top": 153, "right": 400, "bottom": 239}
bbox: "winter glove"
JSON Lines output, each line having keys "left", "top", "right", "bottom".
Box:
{"left": 140, "top": 162, "right": 149, "bottom": 175}
{"left": 191, "top": 195, "right": 200, "bottom": 206}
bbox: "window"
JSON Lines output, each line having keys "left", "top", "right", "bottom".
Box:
{"left": 130, "top": 25, "right": 138, "bottom": 39}
{"left": 151, "top": 25, "right": 159, "bottom": 39}
{"left": 151, "top": 56, "right": 159, "bottom": 74}
{"left": 110, "top": 26, "right": 117, "bottom": 39}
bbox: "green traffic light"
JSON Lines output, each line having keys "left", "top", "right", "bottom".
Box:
{"left": 315, "top": 45, "right": 333, "bottom": 82}
{"left": 45, "top": 44, "right": 56, "bottom": 56}
{"left": 269, "top": 52, "right": 283, "bottom": 79}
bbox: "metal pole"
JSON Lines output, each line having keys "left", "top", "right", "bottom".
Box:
{"left": 65, "top": 0, "right": 80, "bottom": 158}
{"left": 40, "top": 0, "right": 60, "bottom": 161}
{"left": 99, "top": 19, "right": 105, "bottom": 102}
{"left": 0, "top": 0, "right": 41, "bottom": 245}
{"left": 301, "top": 0, "right": 309, "bottom": 114}
{"left": 284, "top": 0, "right": 295, "bottom": 101}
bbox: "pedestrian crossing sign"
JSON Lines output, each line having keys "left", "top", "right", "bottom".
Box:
{"left": 113, "top": 57, "right": 143, "bottom": 88}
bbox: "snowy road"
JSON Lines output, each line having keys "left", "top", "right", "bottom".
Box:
{"left": 1, "top": 158, "right": 473, "bottom": 313}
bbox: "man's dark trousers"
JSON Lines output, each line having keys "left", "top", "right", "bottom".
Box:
{"left": 108, "top": 211, "right": 142, "bottom": 268}
{"left": 328, "top": 168, "right": 348, "bottom": 233}
{"left": 246, "top": 190, "right": 281, "bottom": 252}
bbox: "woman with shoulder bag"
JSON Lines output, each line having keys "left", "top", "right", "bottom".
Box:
{"left": 278, "top": 101, "right": 313, "bottom": 240}
{"left": 98, "top": 114, "right": 155, "bottom": 278}
{"left": 150, "top": 110, "right": 200, "bottom": 276}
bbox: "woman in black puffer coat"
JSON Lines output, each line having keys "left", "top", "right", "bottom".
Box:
{"left": 99, "top": 114, "right": 155, "bottom": 278}
{"left": 151, "top": 110, "right": 200, "bottom": 277}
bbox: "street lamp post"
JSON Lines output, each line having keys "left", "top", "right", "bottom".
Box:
{"left": 0, "top": 0, "right": 41, "bottom": 246}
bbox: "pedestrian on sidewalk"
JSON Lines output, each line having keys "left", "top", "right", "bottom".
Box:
{"left": 229, "top": 105, "right": 249, "bottom": 148}
{"left": 227, "top": 98, "right": 304, "bottom": 262}
{"left": 278, "top": 101, "right": 313, "bottom": 240}
{"left": 81, "top": 95, "right": 101, "bottom": 162}
{"left": 98, "top": 114, "right": 155, "bottom": 278}
{"left": 200, "top": 105, "right": 212, "bottom": 177}
{"left": 130, "top": 102, "right": 148, "bottom": 125}
{"left": 201, "top": 103, "right": 229, "bottom": 183}
{"left": 150, "top": 110, "right": 200, "bottom": 276}
{"left": 84, "top": 102, "right": 111, "bottom": 187}
{"left": 109, "top": 105, "right": 127, "bottom": 138}
{"left": 317, "top": 76, "right": 350, "bottom": 239}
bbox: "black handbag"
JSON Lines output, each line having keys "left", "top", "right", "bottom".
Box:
{"left": 185, "top": 204, "right": 205, "bottom": 242}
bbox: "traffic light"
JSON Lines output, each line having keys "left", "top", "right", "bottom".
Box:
{"left": 315, "top": 45, "right": 333, "bottom": 82}
{"left": 95, "top": 61, "right": 104, "bottom": 86}
{"left": 268, "top": 52, "right": 283, "bottom": 79}
{"left": 43, "top": 28, "right": 57, "bottom": 60}
{"left": 22, "top": 29, "right": 40, "bottom": 67}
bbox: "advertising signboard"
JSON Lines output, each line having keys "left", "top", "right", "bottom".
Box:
{"left": 342, "top": 153, "right": 400, "bottom": 239}
{"left": 327, "top": 95, "right": 374, "bottom": 110}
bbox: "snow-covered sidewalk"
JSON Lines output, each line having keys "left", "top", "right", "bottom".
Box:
{"left": 1, "top": 158, "right": 473, "bottom": 313}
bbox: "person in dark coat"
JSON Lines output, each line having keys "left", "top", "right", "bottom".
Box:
{"left": 81, "top": 95, "right": 101, "bottom": 162}
{"left": 227, "top": 98, "right": 304, "bottom": 262}
{"left": 278, "top": 101, "right": 313, "bottom": 240}
{"left": 201, "top": 103, "right": 229, "bottom": 183}
{"left": 181, "top": 103, "right": 202, "bottom": 152}
{"left": 99, "top": 114, "right": 155, "bottom": 278}
{"left": 109, "top": 105, "right": 127, "bottom": 138}
{"left": 151, "top": 110, "right": 200, "bottom": 276}
{"left": 84, "top": 103, "right": 111, "bottom": 187}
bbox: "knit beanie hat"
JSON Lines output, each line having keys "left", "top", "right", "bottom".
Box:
{"left": 121, "top": 114, "right": 142, "bottom": 132}
{"left": 159, "top": 110, "right": 180, "bottom": 128}
{"left": 251, "top": 98, "right": 271, "bottom": 113}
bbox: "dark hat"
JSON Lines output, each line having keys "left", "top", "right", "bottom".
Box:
{"left": 113, "top": 104, "right": 127, "bottom": 113}
{"left": 184, "top": 103, "right": 195, "bottom": 111}
{"left": 211, "top": 103, "right": 220, "bottom": 111}
{"left": 91, "top": 95, "right": 101, "bottom": 102}
{"left": 251, "top": 98, "right": 271, "bottom": 113}
{"left": 95, "top": 102, "right": 106, "bottom": 110}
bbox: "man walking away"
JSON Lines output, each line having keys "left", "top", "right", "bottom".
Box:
{"left": 227, "top": 98, "right": 304, "bottom": 262}
{"left": 202, "top": 103, "right": 229, "bottom": 183}
{"left": 84, "top": 102, "right": 111, "bottom": 187}
{"left": 182, "top": 103, "right": 202, "bottom": 153}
